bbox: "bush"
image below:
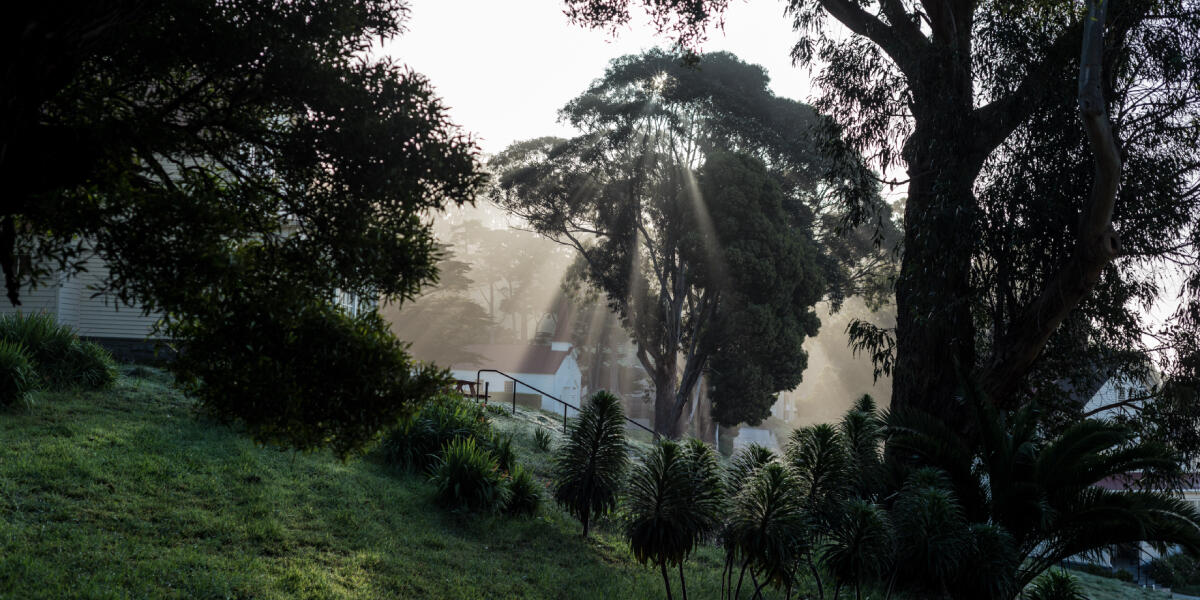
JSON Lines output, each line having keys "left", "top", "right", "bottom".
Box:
{"left": 487, "top": 432, "right": 516, "bottom": 474}
{"left": 1147, "top": 553, "right": 1200, "bottom": 587}
{"left": 0, "top": 312, "right": 115, "bottom": 390}
{"left": 503, "top": 463, "right": 542, "bottom": 517}
{"left": 532, "top": 427, "right": 552, "bottom": 452}
{"left": 0, "top": 340, "right": 35, "bottom": 409}
{"left": 429, "top": 437, "right": 507, "bottom": 513}
{"left": 166, "top": 266, "right": 450, "bottom": 459}
{"left": 56, "top": 341, "right": 118, "bottom": 390}
{"left": 381, "top": 393, "right": 490, "bottom": 472}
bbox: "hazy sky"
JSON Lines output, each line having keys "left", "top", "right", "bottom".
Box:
{"left": 379, "top": 0, "right": 813, "bottom": 154}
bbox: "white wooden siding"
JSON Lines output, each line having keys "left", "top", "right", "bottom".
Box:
{"left": 74, "top": 259, "right": 163, "bottom": 340}
{"left": 0, "top": 279, "right": 60, "bottom": 317}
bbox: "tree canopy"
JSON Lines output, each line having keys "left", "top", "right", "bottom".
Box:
{"left": 492, "top": 50, "right": 870, "bottom": 435}
{"left": 563, "top": 0, "right": 1200, "bottom": 440}
{"left": 4, "top": 1, "right": 486, "bottom": 453}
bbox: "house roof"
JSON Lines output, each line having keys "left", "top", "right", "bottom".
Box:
{"left": 454, "top": 344, "right": 573, "bottom": 376}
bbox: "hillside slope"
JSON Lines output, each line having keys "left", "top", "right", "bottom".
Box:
{"left": 0, "top": 369, "right": 728, "bottom": 600}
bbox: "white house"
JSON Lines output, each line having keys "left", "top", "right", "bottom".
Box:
{"left": 450, "top": 339, "right": 582, "bottom": 417}
{"left": 0, "top": 254, "right": 166, "bottom": 361}
{"left": 1, "top": 252, "right": 375, "bottom": 362}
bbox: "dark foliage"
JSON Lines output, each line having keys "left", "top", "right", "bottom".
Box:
{"left": 4, "top": 1, "right": 486, "bottom": 452}
{"left": 169, "top": 261, "right": 450, "bottom": 459}
{"left": 552, "top": 391, "right": 629, "bottom": 536}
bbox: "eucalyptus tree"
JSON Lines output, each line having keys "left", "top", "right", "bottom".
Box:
{"left": 562, "top": 0, "right": 1200, "bottom": 427}
{"left": 492, "top": 50, "right": 882, "bottom": 436}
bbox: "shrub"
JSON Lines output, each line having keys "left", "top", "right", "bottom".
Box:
{"left": 167, "top": 284, "right": 449, "bottom": 458}
{"left": 0, "top": 340, "right": 35, "bottom": 409}
{"left": 0, "top": 313, "right": 118, "bottom": 391}
{"left": 552, "top": 390, "right": 629, "bottom": 537}
{"left": 429, "top": 437, "right": 507, "bottom": 513}
{"left": 57, "top": 341, "right": 118, "bottom": 390}
{"left": 503, "top": 463, "right": 542, "bottom": 517}
{"left": 381, "top": 393, "right": 490, "bottom": 472}
{"left": 625, "top": 439, "right": 725, "bottom": 599}
{"left": 532, "top": 427, "right": 552, "bottom": 452}
{"left": 1147, "top": 553, "right": 1200, "bottom": 587}
{"left": 487, "top": 432, "right": 516, "bottom": 474}
{"left": 1024, "top": 571, "right": 1086, "bottom": 600}
{"left": 485, "top": 403, "right": 508, "bottom": 417}
{"left": 0, "top": 313, "right": 75, "bottom": 376}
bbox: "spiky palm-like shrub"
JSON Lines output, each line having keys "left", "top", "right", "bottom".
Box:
{"left": 786, "top": 423, "right": 851, "bottom": 513}
{"left": 625, "top": 439, "right": 725, "bottom": 600}
{"left": 724, "top": 443, "right": 775, "bottom": 498}
{"left": 821, "top": 499, "right": 892, "bottom": 600}
{"left": 1023, "top": 570, "right": 1086, "bottom": 600}
{"left": 429, "top": 437, "right": 507, "bottom": 513}
{"left": 0, "top": 340, "right": 35, "bottom": 409}
{"left": 878, "top": 393, "right": 1200, "bottom": 598}
{"left": 552, "top": 390, "right": 628, "bottom": 537}
{"left": 532, "top": 427, "right": 553, "bottom": 452}
{"left": 725, "top": 462, "right": 808, "bottom": 599}
{"left": 56, "top": 340, "right": 118, "bottom": 390}
{"left": 502, "top": 463, "right": 542, "bottom": 517}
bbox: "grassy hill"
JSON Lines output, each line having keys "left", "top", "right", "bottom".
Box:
{"left": 0, "top": 368, "right": 735, "bottom": 600}
{"left": 0, "top": 368, "right": 1175, "bottom": 599}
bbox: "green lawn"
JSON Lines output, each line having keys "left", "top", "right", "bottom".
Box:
{"left": 1, "top": 369, "right": 1173, "bottom": 600}
{"left": 1066, "top": 570, "right": 1171, "bottom": 600}
{"left": 0, "top": 369, "right": 746, "bottom": 600}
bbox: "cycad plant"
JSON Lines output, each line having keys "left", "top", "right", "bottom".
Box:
{"left": 626, "top": 439, "right": 724, "bottom": 600}
{"left": 874, "top": 390, "right": 1200, "bottom": 598}
{"left": 552, "top": 390, "right": 628, "bottom": 536}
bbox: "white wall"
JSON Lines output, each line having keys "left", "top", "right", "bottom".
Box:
{"left": 73, "top": 258, "right": 163, "bottom": 340}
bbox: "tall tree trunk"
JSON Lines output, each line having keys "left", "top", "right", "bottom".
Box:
{"left": 891, "top": 117, "right": 981, "bottom": 421}
{"left": 653, "top": 362, "right": 683, "bottom": 437}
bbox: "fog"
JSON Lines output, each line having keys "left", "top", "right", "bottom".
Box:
{"left": 384, "top": 203, "right": 893, "bottom": 433}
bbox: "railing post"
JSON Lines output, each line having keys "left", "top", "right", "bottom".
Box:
{"left": 563, "top": 403, "right": 568, "bottom": 433}
{"left": 483, "top": 381, "right": 489, "bottom": 406}
{"left": 512, "top": 383, "right": 517, "bottom": 415}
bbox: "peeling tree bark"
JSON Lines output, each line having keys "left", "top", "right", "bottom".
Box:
{"left": 979, "top": 0, "right": 1123, "bottom": 406}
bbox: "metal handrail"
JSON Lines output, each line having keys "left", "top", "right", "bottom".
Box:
{"left": 475, "top": 368, "right": 658, "bottom": 439}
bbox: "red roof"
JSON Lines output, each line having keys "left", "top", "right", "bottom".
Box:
{"left": 454, "top": 344, "right": 573, "bottom": 376}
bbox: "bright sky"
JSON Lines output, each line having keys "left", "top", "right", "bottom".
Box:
{"left": 378, "top": 0, "right": 813, "bottom": 154}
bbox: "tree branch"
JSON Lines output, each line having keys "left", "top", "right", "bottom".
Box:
{"left": 815, "top": 0, "right": 926, "bottom": 77}
{"left": 979, "top": 0, "right": 1124, "bottom": 407}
